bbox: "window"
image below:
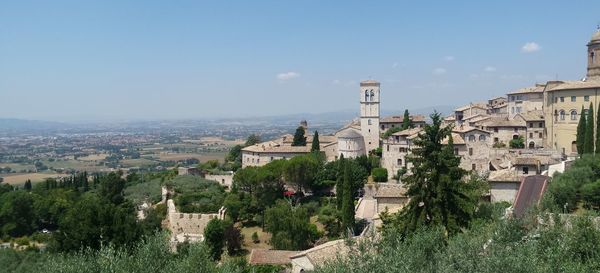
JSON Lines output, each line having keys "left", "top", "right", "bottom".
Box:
{"left": 523, "top": 167, "right": 529, "bottom": 175}
{"left": 529, "top": 132, "right": 533, "bottom": 138}
{"left": 554, "top": 97, "right": 558, "bottom": 103}
{"left": 397, "top": 159, "right": 402, "bottom": 166}
{"left": 571, "top": 96, "right": 576, "bottom": 102}
{"left": 539, "top": 132, "right": 543, "bottom": 138}
{"left": 559, "top": 110, "right": 566, "bottom": 120}
{"left": 370, "top": 90, "right": 375, "bottom": 101}
{"left": 494, "top": 128, "right": 498, "bottom": 133}
{"left": 469, "top": 148, "right": 473, "bottom": 156}
{"left": 270, "top": 156, "right": 274, "bottom": 161}
{"left": 570, "top": 110, "right": 577, "bottom": 120}
{"left": 560, "top": 97, "right": 564, "bottom": 102}
{"left": 529, "top": 123, "right": 533, "bottom": 128}
{"left": 585, "top": 95, "right": 590, "bottom": 102}
{"left": 381, "top": 125, "right": 385, "bottom": 130}
{"left": 479, "top": 135, "right": 486, "bottom": 141}
{"left": 468, "top": 135, "right": 476, "bottom": 142}
{"left": 365, "top": 90, "right": 369, "bottom": 102}
{"left": 514, "top": 128, "right": 518, "bottom": 133}
{"left": 472, "top": 164, "right": 476, "bottom": 170}
{"left": 368, "top": 119, "right": 372, "bottom": 125}
{"left": 454, "top": 148, "right": 459, "bottom": 155}
{"left": 387, "top": 145, "right": 389, "bottom": 152}
{"left": 494, "top": 137, "right": 499, "bottom": 143}
{"left": 538, "top": 122, "right": 543, "bottom": 127}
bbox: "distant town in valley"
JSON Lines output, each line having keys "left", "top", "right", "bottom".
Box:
{"left": 4, "top": 1, "right": 600, "bottom": 273}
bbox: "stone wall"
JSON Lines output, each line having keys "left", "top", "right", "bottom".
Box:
{"left": 205, "top": 173, "right": 233, "bottom": 189}
{"left": 166, "top": 199, "right": 225, "bottom": 239}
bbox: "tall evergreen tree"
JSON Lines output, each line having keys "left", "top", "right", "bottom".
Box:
{"left": 23, "top": 179, "right": 32, "bottom": 192}
{"left": 401, "top": 109, "right": 412, "bottom": 130}
{"left": 392, "top": 112, "right": 478, "bottom": 236}
{"left": 596, "top": 103, "right": 600, "bottom": 154}
{"left": 577, "top": 105, "right": 587, "bottom": 156}
{"left": 335, "top": 155, "right": 345, "bottom": 210}
{"left": 585, "top": 103, "right": 595, "bottom": 154}
{"left": 311, "top": 131, "right": 320, "bottom": 152}
{"left": 341, "top": 158, "right": 355, "bottom": 235}
{"left": 292, "top": 126, "right": 307, "bottom": 146}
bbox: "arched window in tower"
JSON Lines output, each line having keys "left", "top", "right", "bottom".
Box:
{"left": 368, "top": 119, "right": 372, "bottom": 125}
{"left": 369, "top": 90, "right": 375, "bottom": 101}
{"left": 559, "top": 110, "right": 565, "bottom": 121}
{"left": 365, "top": 90, "right": 369, "bottom": 102}
{"left": 570, "top": 110, "right": 578, "bottom": 120}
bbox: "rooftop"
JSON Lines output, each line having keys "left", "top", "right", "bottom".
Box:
{"left": 482, "top": 117, "right": 526, "bottom": 127}
{"left": 242, "top": 141, "right": 311, "bottom": 153}
{"left": 380, "top": 114, "right": 426, "bottom": 123}
{"left": 249, "top": 249, "right": 299, "bottom": 265}
{"left": 506, "top": 84, "right": 546, "bottom": 95}
{"left": 517, "top": 110, "right": 545, "bottom": 121}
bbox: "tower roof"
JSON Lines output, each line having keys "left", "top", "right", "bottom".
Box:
{"left": 590, "top": 29, "right": 600, "bottom": 43}
{"left": 360, "top": 80, "right": 380, "bottom": 86}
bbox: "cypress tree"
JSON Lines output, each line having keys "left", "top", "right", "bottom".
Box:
{"left": 576, "top": 105, "right": 586, "bottom": 155}
{"left": 341, "top": 158, "right": 355, "bottom": 235}
{"left": 311, "top": 131, "right": 320, "bottom": 152}
{"left": 336, "top": 155, "right": 345, "bottom": 210}
{"left": 24, "top": 179, "right": 32, "bottom": 191}
{"left": 585, "top": 103, "right": 595, "bottom": 154}
{"left": 401, "top": 109, "right": 412, "bottom": 130}
{"left": 596, "top": 102, "right": 600, "bottom": 154}
{"left": 292, "top": 126, "right": 307, "bottom": 146}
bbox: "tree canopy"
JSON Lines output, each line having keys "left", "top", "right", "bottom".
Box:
{"left": 292, "top": 126, "right": 307, "bottom": 146}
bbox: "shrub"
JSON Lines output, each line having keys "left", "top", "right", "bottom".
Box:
{"left": 493, "top": 141, "right": 506, "bottom": 148}
{"left": 509, "top": 136, "right": 525, "bottom": 149}
{"left": 251, "top": 232, "right": 259, "bottom": 243}
{"left": 372, "top": 168, "right": 388, "bottom": 182}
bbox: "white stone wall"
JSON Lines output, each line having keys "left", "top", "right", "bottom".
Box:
{"left": 490, "top": 182, "right": 520, "bottom": 203}
{"left": 241, "top": 151, "right": 308, "bottom": 168}
{"left": 338, "top": 137, "right": 365, "bottom": 159}
{"left": 205, "top": 173, "right": 233, "bottom": 189}
{"left": 508, "top": 93, "right": 543, "bottom": 119}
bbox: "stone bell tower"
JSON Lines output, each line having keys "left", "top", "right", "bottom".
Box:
{"left": 359, "top": 80, "right": 381, "bottom": 153}
{"left": 587, "top": 28, "right": 600, "bottom": 80}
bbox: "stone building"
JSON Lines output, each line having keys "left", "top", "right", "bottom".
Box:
{"left": 487, "top": 96, "right": 508, "bottom": 115}
{"left": 543, "top": 29, "right": 600, "bottom": 155}
{"left": 507, "top": 84, "right": 545, "bottom": 119}
{"left": 517, "top": 110, "right": 546, "bottom": 148}
{"left": 448, "top": 126, "right": 492, "bottom": 173}
{"left": 380, "top": 114, "right": 426, "bottom": 133}
{"left": 381, "top": 127, "right": 422, "bottom": 180}
{"left": 359, "top": 80, "right": 381, "bottom": 153}
{"left": 480, "top": 117, "right": 527, "bottom": 147}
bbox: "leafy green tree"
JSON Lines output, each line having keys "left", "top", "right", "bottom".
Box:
{"left": 585, "top": 103, "right": 595, "bottom": 154}
{"left": 341, "top": 160, "right": 355, "bottom": 235}
{"left": 223, "top": 224, "right": 243, "bottom": 255}
{"left": 204, "top": 218, "right": 225, "bottom": 261}
{"left": 54, "top": 194, "right": 142, "bottom": 251}
{"left": 264, "top": 200, "right": 318, "bottom": 250}
{"left": 401, "top": 109, "right": 413, "bottom": 130}
{"left": 245, "top": 134, "right": 261, "bottom": 146}
{"left": 509, "top": 136, "right": 525, "bottom": 149}
{"left": 283, "top": 154, "right": 321, "bottom": 193}
{"left": 23, "top": 180, "right": 32, "bottom": 192}
{"left": 0, "top": 191, "right": 37, "bottom": 237}
{"left": 311, "top": 131, "right": 320, "bottom": 152}
{"left": 372, "top": 168, "right": 388, "bottom": 182}
{"left": 382, "top": 127, "right": 401, "bottom": 139}
{"left": 577, "top": 105, "right": 587, "bottom": 155}
{"left": 99, "top": 172, "right": 126, "bottom": 205}
{"left": 596, "top": 103, "right": 600, "bottom": 154}
{"left": 390, "top": 112, "right": 478, "bottom": 236}
{"left": 292, "top": 126, "right": 307, "bottom": 146}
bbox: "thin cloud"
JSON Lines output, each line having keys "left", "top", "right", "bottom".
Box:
{"left": 432, "top": 68, "right": 447, "bottom": 75}
{"left": 521, "top": 42, "right": 541, "bottom": 53}
{"left": 444, "top": 56, "right": 455, "bottom": 61}
{"left": 392, "top": 62, "right": 399, "bottom": 68}
{"left": 277, "top": 71, "right": 301, "bottom": 81}
{"left": 484, "top": 66, "right": 497, "bottom": 72}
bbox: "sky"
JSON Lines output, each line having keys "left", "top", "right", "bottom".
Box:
{"left": 1, "top": 0, "right": 600, "bottom": 121}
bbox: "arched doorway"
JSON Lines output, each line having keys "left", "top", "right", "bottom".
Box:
{"left": 572, "top": 141, "right": 578, "bottom": 154}
{"left": 529, "top": 141, "right": 535, "bottom": 149}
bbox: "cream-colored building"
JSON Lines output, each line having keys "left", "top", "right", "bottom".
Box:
{"left": 381, "top": 127, "right": 422, "bottom": 180}
{"left": 543, "top": 29, "right": 600, "bottom": 155}
{"left": 518, "top": 110, "right": 546, "bottom": 148}
{"left": 380, "top": 115, "right": 426, "bottom": 133}
{"left": 507, "top": 84, "right": 545, "bottom": 119}
{"left": 480, "top": 116, "right": 527, "bottom": 147}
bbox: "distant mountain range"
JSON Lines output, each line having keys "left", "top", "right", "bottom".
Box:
{"left": 0, "top": 105, "right": 456, "bottom": 133}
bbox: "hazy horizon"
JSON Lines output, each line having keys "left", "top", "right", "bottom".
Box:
{"left": 2, "top": 1, "right": 600, "bottom": 121}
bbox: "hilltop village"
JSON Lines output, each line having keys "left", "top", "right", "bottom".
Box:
{"left": 241, "top": 29, "right": 600, "bottom": 204}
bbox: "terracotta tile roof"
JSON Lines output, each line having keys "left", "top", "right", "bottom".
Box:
{"left": 488, "top": 169, "right": 520, "bottom": 182}
{"left": 373, "top": 183, "right": 407, "bottom": 198}
{"left": 506, "top": 84, "right": 546, "bottom": 95}
{"left": 517, "top": 110, "right": 545, "bottom": 121}
{"left": 391, "top": 127, "right": 423, "bottom": 137}
{"left": 442, "top": 132, "right": 466, "bottom": 145}
{"left": 455, "top": 102, "right": 487, "bottom": 112}
{"left": 242, "top": 141, "right": 311, "bottom": 153}
{"left": 513, "top": 175, "right": 549, "bottom": 218}
{"left": 249, "top": 249, "right": 299, "bottom": 265}
{"left": 290, "top": 239, "right": 352, "bottom": 266}
{"left": 545, "top": 79, "right": 600, "bottom": 92}
{"left": 482, "top": 117, "right": 526, "bottom": 127}
{"left": 380, "top": 115, "right": 427, "bottom": 124}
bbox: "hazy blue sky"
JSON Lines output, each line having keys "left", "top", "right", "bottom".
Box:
{"left": 1, "top": 1, "right": 600, "bottom": 121}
